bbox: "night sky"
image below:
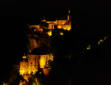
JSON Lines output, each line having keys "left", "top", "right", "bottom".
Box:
{"left": 0, "top": 0, "right": 111, "bottom": 85}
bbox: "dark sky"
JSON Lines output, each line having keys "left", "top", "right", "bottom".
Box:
{"left": 0, "top": 0, "right": 111, "bottom": 84}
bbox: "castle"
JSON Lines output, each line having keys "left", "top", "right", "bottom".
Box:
{"left": 19, "top": 10, "right": 71, "bottom": 84}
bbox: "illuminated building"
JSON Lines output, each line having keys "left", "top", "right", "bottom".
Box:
{"left": 28, "top": 10, "right": 72, "bottom": 36}
{"left": 19, "top": 54, "right": 54, "bottom": 74}
{"left": 19, "top": 60, "right": 28, "bottom": 75}
{"left": 19, "top": 10, "right": 72, "bottom": 84}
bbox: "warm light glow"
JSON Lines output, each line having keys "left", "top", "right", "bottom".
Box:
{"left": 28, "top": 10, "right": 72, "bottom": 37}
{"left": 48, "top": 24, "right": 54, "bottom": 29}
{"left": 63, "top": 25, "right": 71, "bottom": 31}
{"left": 41, "top": 19, "right": 46, "bottom": 22}
{"left": 19, "top": 54, "right": 54, "bottom": 76}
{"left": 57, "top": 25, "right": 62, "bottom": 29}
{"left": 22, "top": 56, "right": 27, "bottom": 59}
{"left": 67, "top": 10, "right": 71, "bottom": 21}
{"left": 29, "top": 25, "right": 40, "bottom": 29}
{"left": 3, "top": 82, "right": 8, "bottom": 85}
{"left": 56, "top": 20, "right": 67, "bottom": 25}
{"left": 43, "top": 68, "right": 50, "bottom": 76}
{"left": 28, "top": 55, "right": 39, "bottom": 75}
{"left": 86, "top": 44, "right": 91, "bottom": 50}
{"left": 23, "top": 74, "right": 31, "bottom": 82}
{"left": 67, "top": 26, "right": 71, "bottom": 31}
{"left": 47, "top": 31, "right": 52, "bottom": 36}
{"left": 20, "top": 70, "right": 25, "bottom": 75}
{"left": 60, "top": 32, "right": 64, "bottom": 36}
{"left": 3, "top": 82, "right": 6, "bottom": 85}
{"left": 19, "top": 61, "right": 28, "bottom": 75}
{"left": 98, "top": 39, "right": 104, "bottom": 45}
{"left": 39, "top": 54, "right": 54, "bottom": 68}
{"left": 19, "top": 80, "right": 26, "bottom": 85}
{"left": 40, "top": 56, "right": 46, "bottom": 68}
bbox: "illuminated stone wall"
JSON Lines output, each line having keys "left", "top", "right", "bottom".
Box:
{"left": 19, "top": 54, "right": 54, "bottom": 76}
{"left": 28, "top": 55, "right": 39, "bottom": 74}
